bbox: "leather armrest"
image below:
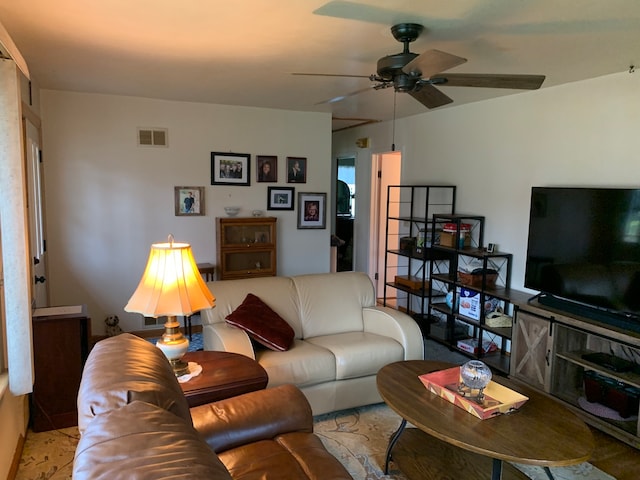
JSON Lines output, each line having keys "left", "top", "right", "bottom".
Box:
{"left": 191, "top": 384, "right": 313, "bottom": 453}
{"left": 363, "top": 306, "right": 424, "bottom": 360}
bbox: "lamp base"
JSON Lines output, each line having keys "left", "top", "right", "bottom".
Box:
{"left": 155, "top": 316, "right": 190, "bottom": 377}
{"left": 169, "top": 358, "right": 190, "bottom": 377}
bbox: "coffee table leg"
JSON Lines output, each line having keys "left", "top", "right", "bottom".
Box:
{"left": 491, "top": 458, "right": 503, "bottom": 480}
{"left": 384, "top": 418, "right": 407, "bottom": 474}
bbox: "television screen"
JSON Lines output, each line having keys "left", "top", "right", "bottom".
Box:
{"left": 525, "top": 187, "right": 640, "bottom": 322}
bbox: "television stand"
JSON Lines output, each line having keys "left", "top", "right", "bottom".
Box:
{"left": 537, "top": 293, "right": 640, "bottom": 335}
{"left": 511, "top": 298, "right": 640, "bottom": 449}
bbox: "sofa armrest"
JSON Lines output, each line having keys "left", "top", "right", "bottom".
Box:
{"left": 190, "top": 384, "right": 313, "bottom": 453}
{"left": 363, "top": 306, "right": 424, "bottom": 360}
{"left": 202, "top": 323, "right": 256, "bottom": 359}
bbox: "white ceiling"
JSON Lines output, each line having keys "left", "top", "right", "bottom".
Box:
{"left": 1, "top": 0, "right": 639, "bottom": 131}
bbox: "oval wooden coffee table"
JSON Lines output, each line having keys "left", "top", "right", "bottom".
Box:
{"left": 377, "top": 360, "right": 594, "bottom": 480}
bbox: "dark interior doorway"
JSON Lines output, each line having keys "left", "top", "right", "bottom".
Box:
{"left": 336, "top": 158, "right": 355, "bottom": 271}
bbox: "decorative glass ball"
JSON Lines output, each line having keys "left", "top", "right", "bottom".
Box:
{"left": 460, "top": 360, "right": 492, "bottom": 390}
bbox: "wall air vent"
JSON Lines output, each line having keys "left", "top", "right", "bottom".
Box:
{"left": 137, "top": 127, "right": 168, "bottom": 147}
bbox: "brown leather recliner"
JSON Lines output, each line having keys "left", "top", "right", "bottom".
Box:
{"left": 74, "top": 333, "right": 352, "bottom": 480}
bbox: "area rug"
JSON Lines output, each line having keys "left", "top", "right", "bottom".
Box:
{"left": 313, "top": 403, "right": 616, "bottom": 480}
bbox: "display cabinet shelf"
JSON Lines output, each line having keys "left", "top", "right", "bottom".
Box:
{"left": 216, "top": 217, "right": 277, "bottom": 280}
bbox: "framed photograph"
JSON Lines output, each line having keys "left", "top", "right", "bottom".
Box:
{"left": 297, "top": 192, "right": 326, "bottom": 229}
{"left": 267, "top": 186, "right": 295, "bottom": 210}
{"left": 211, "top": 152, "right": 251, "bottom": 186}
{"left": 175, "top": 186, "right": 204, "bottom": 216}
{"left": 256, "top": 155, "right": 278, "bottom": 182}
{"left": 286, "top": 156, "right": 307, "bottom": 183}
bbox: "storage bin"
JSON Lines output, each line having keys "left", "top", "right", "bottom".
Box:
{"left": 458, "top": 270, "right": 497, "bottom": 287}
{"left": 583, "top": 370, "right": 640, "bottom": 418}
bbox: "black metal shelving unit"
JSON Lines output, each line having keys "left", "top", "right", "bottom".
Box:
{"left": 381, "top": 185, "right": 456, "bottom": 330}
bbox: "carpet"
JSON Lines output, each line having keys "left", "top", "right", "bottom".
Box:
{"left": 15, "top": 403, "right": 617, "bottom": 480}
{"left": 313, "top": 403, "right": 616, "bottom": 480}
{"left": 147, "top": 331, "right": 204, "bottom": 351}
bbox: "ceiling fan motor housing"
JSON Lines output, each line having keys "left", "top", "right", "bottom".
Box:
{"left": 377, "top": 52, "right": 419, "bottom": 91}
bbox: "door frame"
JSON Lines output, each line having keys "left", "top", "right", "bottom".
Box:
{"left": 369, "top": 151, "right": 402, "bottom": 297}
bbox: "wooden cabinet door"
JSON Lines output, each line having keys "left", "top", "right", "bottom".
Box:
{"left": 511, "top": 308, "right": 553, "bottom": 392}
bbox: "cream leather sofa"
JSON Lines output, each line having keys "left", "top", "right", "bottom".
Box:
{"left": 201, "top": 271, "right": 424, "bottom": 415}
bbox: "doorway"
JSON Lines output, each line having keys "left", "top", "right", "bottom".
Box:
{"left": 25, "top": 118, "right": 48, "bottom": 308}
{"left": 369, "top": 151, "right": 402, "bottom": 298}
{"left": 335, "top": 157, "right": 355, "bottom": 271}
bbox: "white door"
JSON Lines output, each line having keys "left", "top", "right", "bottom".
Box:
{"left": 369, "top": 151, "right": 402, "bottom": 297}
{"left": 25, "top": 119, "right": 48, "bottom": 307}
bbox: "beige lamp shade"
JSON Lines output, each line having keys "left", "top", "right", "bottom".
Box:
{"left": 125, "top": 239, "right": 215, "bottom": 317}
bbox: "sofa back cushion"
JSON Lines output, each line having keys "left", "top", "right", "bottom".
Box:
{"left": 77, "top": 333, "right": 192, "bottom": 434}
{"left": 293, "top": 271, "right": 375, "bottom": 338}
{"left": 74, "top": 401, "right": 231, "bottom": 480}
{"left": 203, "top": 276, "right": 302, "bottom": 338}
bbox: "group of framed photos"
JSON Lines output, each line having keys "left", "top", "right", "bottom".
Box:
{"left": 267, "top": 189, "right": 326, "bottom": 229}
{"left": 211, "top": 152, "right": 307, "bottom": 187}
{"left": 174, "top": 151, "right": 325, "bottom": 228}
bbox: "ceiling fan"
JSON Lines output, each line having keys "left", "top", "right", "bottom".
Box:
{"left": 294, "top": 23, "right": 545, "bottom": 109}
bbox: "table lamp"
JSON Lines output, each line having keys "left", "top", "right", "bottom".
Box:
{"left": 125, "top": 235, "right": 215, "bottom": 376}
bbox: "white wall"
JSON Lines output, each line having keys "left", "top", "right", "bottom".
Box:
{"left": 41, "top": 91, "right": 332, "bottom": 333}
{"left": 333, "top": 71, "right": 640, "bottom": 292}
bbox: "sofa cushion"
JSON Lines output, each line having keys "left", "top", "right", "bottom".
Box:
{"left": 73, "top": 401, "right": 231, "bottom": 480}
{"left": 226, "top": 293, "right": 295, "bottom": 351}
{"left": 205, "top": 276, "right": 303, "bottom": 338}
{"left": 306, "top": 332, "right": 404, "bottom": 380}
{"left": 77, "top": 333, "right": 192, "bottom": 434}
{"left": 257, "top": 339, "right": 336, "bottom": 387}
{"left": 219, "top": 433, "right": 351, "bottom": 480}
{"left": 293, "top": 272, "right": 375, "bottom": 338}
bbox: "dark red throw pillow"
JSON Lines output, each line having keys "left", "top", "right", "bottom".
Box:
{"left": 225, "top": 293, "right": 295, "bottom": 351}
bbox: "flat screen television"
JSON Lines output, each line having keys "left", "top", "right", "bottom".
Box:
{"left": 524, "top": 187, "right": 640, "bottom": 333}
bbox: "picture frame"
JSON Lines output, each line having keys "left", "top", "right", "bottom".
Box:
{"left": 256, "top": 155, "right": 278, "bottom": 183}
{"left": 211, "top": 152, "right": 251, "bottom": 186}
{"left": 267, "top": 186, "right": 295, "bottom": 210}
{"left": 175, "top": 186, "right": 204, "bottom": 216}
{"left": 286, "top": 156, "right": 307, "bottom": 183}
{"left": 297, "top": 192, "right": 326, "bottom": 229}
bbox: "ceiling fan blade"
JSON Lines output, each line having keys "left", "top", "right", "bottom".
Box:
{"left": 434, "top": 73, "right": 546, "bottom": 90}
{"left": 316, "top": 85, "right": 378, "bottom": 105}
{"left": 409, "top": 84, "right": 454, "bottom": 109}
{"left": 403, "top": 49, "right": 467, "bottom": 78}
{"left": 292, "top": 72, "right": 371, "bottom": 79}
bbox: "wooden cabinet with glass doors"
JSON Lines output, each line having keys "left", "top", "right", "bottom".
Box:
{"left": 216, "top": 217, "right": 277, "bottom": 280}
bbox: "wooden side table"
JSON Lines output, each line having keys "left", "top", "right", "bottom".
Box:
{"left": 184, "top": 263, "right": 216, "bottom": 339}
{"left": 32, "top": 305, "right": 91, "bottom": 432}
{"left": 197, "top": 262, "right": 216, "bottom": 281}
{"left": 180, "top": 351, "right": 268, "bottom": 407}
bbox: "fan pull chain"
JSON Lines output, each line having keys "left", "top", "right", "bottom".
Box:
{"left": 391, "top": 91, "right": 397, "bottom": 152}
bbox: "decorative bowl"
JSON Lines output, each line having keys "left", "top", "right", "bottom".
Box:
{"left": 460, "top": 360, "right": 492, "bottom": 390}
{"left": 224, "top": 206, "right": 240, "bottom": 217}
